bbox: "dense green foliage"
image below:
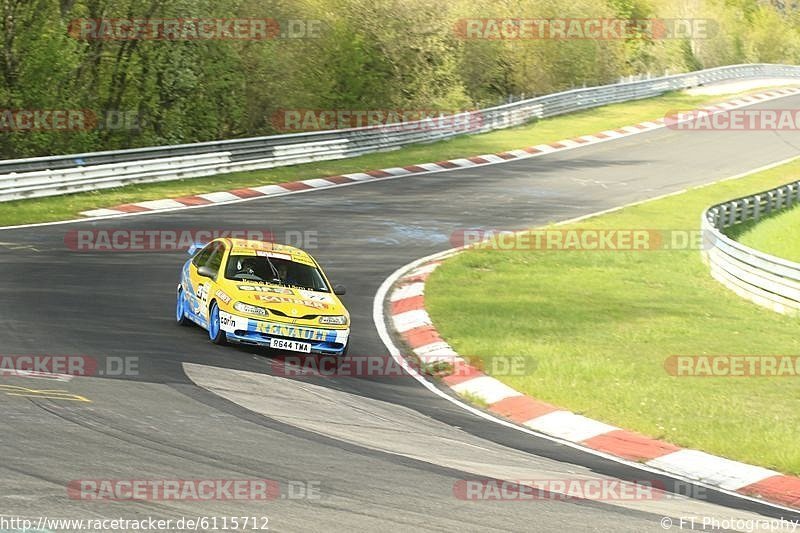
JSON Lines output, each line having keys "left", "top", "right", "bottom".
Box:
{"left": 1, "top": 0, "right": 798, "bottom": 158}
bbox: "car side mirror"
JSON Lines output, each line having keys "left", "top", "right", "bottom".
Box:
{"left": 187, "top": 242, "right": 206, "bottom": 256}
{"left": 197, "top": 266, "right": 216, "bottom": 279}
{"left": 333, "top": 285, "right": 346, "bottom": 296}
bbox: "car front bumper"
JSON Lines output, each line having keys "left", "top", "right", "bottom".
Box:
{"left": 218, "top": 310, "right": 349, "bottom": 355}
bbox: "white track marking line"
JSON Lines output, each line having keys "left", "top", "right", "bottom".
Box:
{"left": 248, "top": 184, "right": 285, "bottom": 195}
{"left": 197, "top": 191, "right": 241, "bottom": 203}
{"left": 133, "top": 199, "right": 187, "bottom": 210}
{"left": 301, "top": 178, "right": 336, "bottom": 188}
{"left": 341, "top": 172, "right": 374, "bottom": 181}
{"left": 78, "top": 208, "right": 124, "bottom": 217}
{"left": 390, "top": 283, "right": 425, "bottom": 301}
{"left": 382, "top": 167, "right": 412, "bottom": 176}
{"left": 647, "top": 450, "right": 778, "bottom": 491}
{"left": 448, "top": 158, "right": 478, "bottom": 167}
{"left": 392, "top": 310, "right": 432, "bottom": 333}
{"left": 523, "top": 411, "right": 619, "bottom": 443}
{"left": 416, "top": 163, "right": 447, "bottom": 172}
{"left": 450, "top": 376, "right": 523, "bottom": 405}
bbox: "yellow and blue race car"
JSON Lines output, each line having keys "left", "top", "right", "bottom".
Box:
{"left": 177, "top": 238, "right": 350, "bottom": 356}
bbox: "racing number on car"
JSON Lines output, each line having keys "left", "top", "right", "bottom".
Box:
{"left": 197, "top": 282, "right": 210, "bottom": 304}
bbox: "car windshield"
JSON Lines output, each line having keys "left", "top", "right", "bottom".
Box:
{"left": 225, "top": 255, "right": 329, "bottom": 292}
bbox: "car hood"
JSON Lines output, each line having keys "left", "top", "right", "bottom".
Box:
{"left": 223, "top": 281, "right": 346, "bottom": 318}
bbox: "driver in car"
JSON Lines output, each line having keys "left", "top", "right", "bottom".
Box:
{"left": 237, "top": 258, "right": 260, "bottom": 278}
{"left": 275, "top": 262, "right": 291, "bottom": 284}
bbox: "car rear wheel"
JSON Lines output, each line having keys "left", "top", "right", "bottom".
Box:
{"left": 176, "top": 288, "right": 191, "bottom": 326}
{"left": 208, "top": 301, "right": 227, "bottom": 345}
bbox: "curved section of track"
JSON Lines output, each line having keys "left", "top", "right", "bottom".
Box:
{"left": 3, "top": 94, "right": 800, "bottom": 531}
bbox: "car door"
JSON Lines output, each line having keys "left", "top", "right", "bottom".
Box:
{"left": 187, "top": 241, "right": 226, "bottom": 322}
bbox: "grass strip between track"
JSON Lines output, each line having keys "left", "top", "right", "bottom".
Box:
{"left": 424, "top": 158, "right": 800, "bottom": 475}
{"left": 728, "top": 204, "right": 800, "bottom": 263}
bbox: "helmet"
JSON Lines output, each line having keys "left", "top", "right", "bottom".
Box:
{"left": 237, "top": 257, "right": 258, "bottom": 275}
{"left": 276, "top": 262, "right": 288, "bottom": 277}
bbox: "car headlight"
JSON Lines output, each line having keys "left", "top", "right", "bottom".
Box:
{"left": 234, "top": 302, "right": 269, "bottom": 316}
{"left": 319, "top": 315, "right": 348, "bottom": 325}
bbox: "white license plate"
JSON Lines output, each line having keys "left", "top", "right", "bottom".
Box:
{"left": 269, "top": 338, "right": 312, "bottom": 353}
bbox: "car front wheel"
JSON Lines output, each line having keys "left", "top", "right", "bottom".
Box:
{"left": 208, "top": 301, "right": 227, "bottom": 345}
{"left": 176, "top": 288, "right": 192, "bottom": 326}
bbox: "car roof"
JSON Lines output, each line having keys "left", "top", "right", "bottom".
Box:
{"left": 223, "top": 238, "right": 316, "bottom": 267}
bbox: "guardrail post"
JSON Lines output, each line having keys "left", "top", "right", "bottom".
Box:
{"left": 753, "top": 195, "right": 762, "bottom": 221}
{"left": 727, "top": 201, "right": 739, "bottom": 226}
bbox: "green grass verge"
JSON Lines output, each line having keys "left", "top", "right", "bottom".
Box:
{"left": 425, "top": 158, "right": 800, "bottom": 475}
{"left": 0, "top": 86, "right": 786, "bottom": 227}
{"left": 727, "top": 203, "right": 800, "bottom": 263}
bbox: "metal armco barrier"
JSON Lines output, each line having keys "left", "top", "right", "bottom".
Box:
{"left": 3, "top": 63, "right": 800, "bottom": 202}
{"left": 702, "top": 180, "right": 800, "bottom": 315}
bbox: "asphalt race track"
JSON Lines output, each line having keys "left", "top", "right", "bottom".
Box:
{"left": 2, "top": 94, "right": 800, "bottom": 532}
